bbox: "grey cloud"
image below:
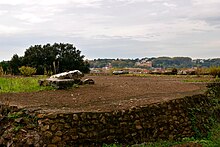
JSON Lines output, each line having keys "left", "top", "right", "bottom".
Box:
{"left": 0, "top": 0, "right": 220, "bottom": 61}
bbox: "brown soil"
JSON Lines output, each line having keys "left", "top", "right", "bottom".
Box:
{"left": 0, "top": 75, "right": 208, "bottom": 113}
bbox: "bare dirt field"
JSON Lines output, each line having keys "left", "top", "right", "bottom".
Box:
{"left": 0, "top": 75, "right": 209, "bottom": 113}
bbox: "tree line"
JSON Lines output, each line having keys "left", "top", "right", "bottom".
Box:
{"left": 89, "top": 57, "right": 220, "bottom": 69}
{"left": 0, "top": 43, "right": 90, "bottom": 75}
{"left": 89, "top": 58, "right": 138, "bottom": 68}
{"left": 1, "top": 45, "right": 220, "bottom": 75}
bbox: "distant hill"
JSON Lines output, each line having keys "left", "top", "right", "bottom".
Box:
{"left": 89, "top": 57, "right": 220, "bottom": 69}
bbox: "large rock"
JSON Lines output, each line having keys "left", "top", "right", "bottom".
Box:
{"left": 39, "top": 78, "right": 82, "bottom": 89}
{"left": 39, "top": 70, "right": 84, "bottom": 89}
{"left": 83, "top": 79, "right": 95, "bottom": 85}
{"left": 50, "top": 70, "right": 83, "bottom": 80}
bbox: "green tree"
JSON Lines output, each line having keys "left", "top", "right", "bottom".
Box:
{"left": 0, "top": 61, "right": 10, "bottom": 74}
{"left": 152, "top": 57, "right": 193, "bottom": 68}
{"left": 23, "top": 43, "right": 90, "bottom": 74}
{"left": 171, "top": 68, "right": 178, "bottom": 75}
{"left": 9, "top": 54, "right": 22, "bottom": 75}
{"left": 0, "top": 65, "right": 3, "bottom": 76}
{"left": 23, "top": 44, "right": 47, "bottom": 74}
{"left": 56, "top": 43, "right": 89, "bottom": 73}
{"left": 19, "top": 66, "right": 36, "bottom": 76}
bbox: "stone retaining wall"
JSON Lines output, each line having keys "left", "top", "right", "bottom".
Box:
{"left": 0, "top": 94, "right": 215, "bottom": 146}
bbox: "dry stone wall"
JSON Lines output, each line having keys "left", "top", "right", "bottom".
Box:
{"left": 0, "top": 94, "right": 215, "bottom": 146}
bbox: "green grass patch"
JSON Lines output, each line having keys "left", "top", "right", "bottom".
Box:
{"left": 200, "top": 121, "right": 220, "bottom": 147}
{"left": 7, "top": 111, "right": 23, "bottom": 119}
{"left": 0, "top": 76, "right": 54, "bottom": 93}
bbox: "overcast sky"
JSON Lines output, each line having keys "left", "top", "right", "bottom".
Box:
{"left": 0, "top": 0, "right": 219, "bottom": 61}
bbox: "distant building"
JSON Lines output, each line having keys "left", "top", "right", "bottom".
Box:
{"left": 177, "top": 68, "right": 196, "bottom": 75}
{"left": 151, "top": 68, "right": 165, "bottom": 73}
{"left": 107, "top": 63, "right": 112, "bottom": 69}
{"left": 90, "top": 68, "right": 101, "bottom": 74}
{"left": 135, "top": 60, "right": 153, "bottom": 67}
{"left": 126, "top": 68, "right": 150, "bottom": 74}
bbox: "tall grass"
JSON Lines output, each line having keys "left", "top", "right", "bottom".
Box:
{"left": 0, "top": 76, "right": 53, "bottom": 93}
{"left": 209, "top": 66, "right": 220, "bottom": 78}
{"left": 203, "top": 122, "right": 220, "bottom": 147}
{"left": 102, "top": 122, "right": 220, "bottom": 147}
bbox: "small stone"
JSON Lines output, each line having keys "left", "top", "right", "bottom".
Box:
{"left": 185, "top": 117, "right": 189, "bottom": 121}
{"left": 63, "top": 135, "right": 70, "bottom": 141}
{"left": 100, "top": 116, "right": 106, "bottom": 124}
{"left": 44, "top": 131, "right": 53, "bottom": 138}
{"left": 131, "top": 133, "right": 137, "bottom": 136}
{"left": 110, "top": 129, "right": 115, "bottom": 134}
{"left": 169, "top": 135, "right": 174, "bottom": 140}
{"left": 59, "top": 114, "right": 64, "bottom": 117}
{"left": 56, "top": 124, "right": 64, "bottom": 131}
{"left": 92, "top": 114, "right": 97, "bottom": 119}
{"left": 27, "top": 124, "right": 35, "bottom": 129}
{"left": 183, "top": 131, "right": 188, "bottom": 135}
{"left": 173, "top": 116, "right": 178, "bottom": 121}
{"left": 169, "top": 125, "right": 174, "bottom": 130}
{"left": 55, "top": 131, "right": 62, "bottom": 136}
{"left": 135, "top": 114, "right": 140, "bottom": 119}
{"left": 41, "top": 125, "right": 50, "bottom": 131}
{"left": 51, "top": 125, "right": 57, "bottom": 131}
{"left": 59, "top": 119, "right": 65, "bottom": 123}
{"left": 88, "top": 132, "right": 94, "bottom": 138}
{"left": 52, "top": 136, "right": 61, "bottom": 144}
{"left": 136, "top": 125, "right": 142, "bottom": 130}
{"left": 93, "top": 132, "right": 98, "bottom": 137}
{"left": 64, "top": 124, "right": 70, "bottom": 129}
{"left": 15, "top": 118, "right": 23, "bottom": 123}
{"left": 82, "top": 127, "right": 87, "bottom": 132}
{"left": 38, "top": 120, "right": 43, "bottom": 125}
{"left": 79, "top": 133, "right": 86, "bottom": 138}
{"left": 168, "top": 105, "right": 172, "bottom": 110}
{"left": 73, "top": 114, "right": 79, "bottom": 121}
{"left": 47, "top": 113, "right": 57, "bottom": 119}
{"left": 37, "top": 114, "right": 45, "bottom": 119}
{"left": 83, "top": 79, "right": 95, "bottom": 85}
{"left": 71, "top": 135, "right": 78, "bottom": 140}
{"left": 120, "top": 122, "right": 127, "bottom": 127}
{"left": 134, "top": 120, "right": 141, "bottom": 125}
{"left": 0, "top": 138, "right": 4, "bottom": 145}
{"left": 20, "top": 129, "right": 27, "bottom": 133}
{"left": 180, "top": 118, "right": 184, "bottom": 123}
{"left": 106, "top": 136, "right": 114, "bottom": 141}
{"left": 175, "top": 121, "right": 179, "bottom": 124}
{"left": 26, "top": 138, "right": 34, "bottom": 145}
{"left": 70, "top": 128, "right": 77, "bottom": 133}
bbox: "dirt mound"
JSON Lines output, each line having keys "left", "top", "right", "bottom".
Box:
{"left": 0, "top": 75, "right": 207, "bottom": 113}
